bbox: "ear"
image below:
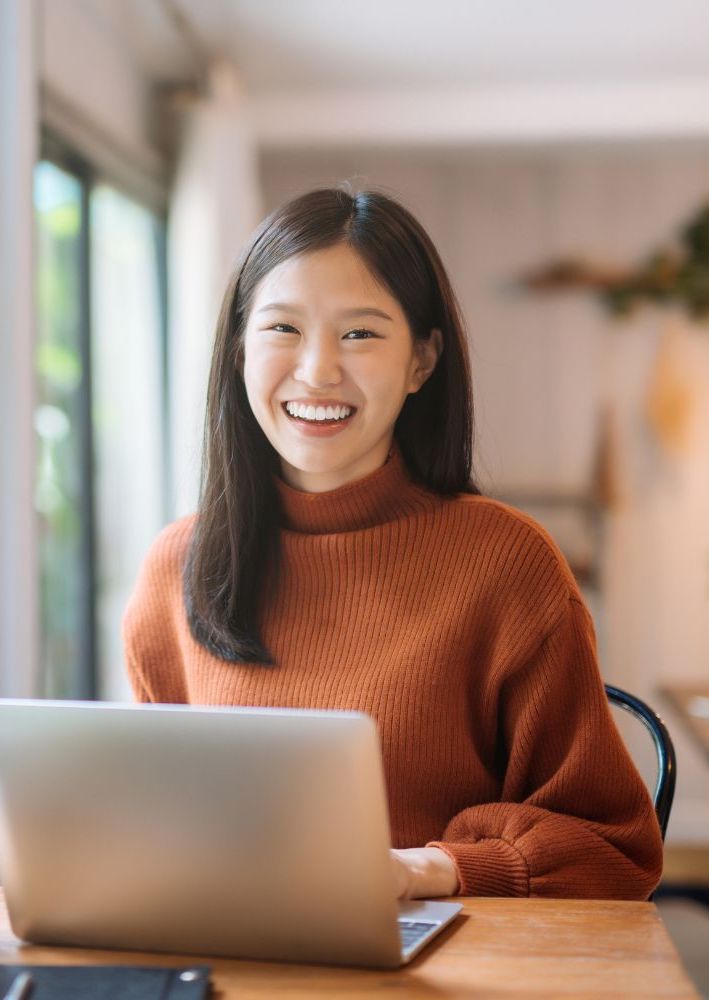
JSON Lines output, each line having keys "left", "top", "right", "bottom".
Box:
{"left": 409, "top": 327, "right": 443, "bottom": 392}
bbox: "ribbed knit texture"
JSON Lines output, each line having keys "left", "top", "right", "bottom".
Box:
{"left": 122, "top": 442, "right": 663, "bottom": 900}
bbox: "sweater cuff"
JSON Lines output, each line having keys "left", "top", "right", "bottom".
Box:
{"left": 426, "top": 838, "right": 530, "bottom": 897}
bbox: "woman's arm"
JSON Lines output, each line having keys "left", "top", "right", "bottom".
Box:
{"left": 422, "top": 597, "right": 663, "bottom": 900}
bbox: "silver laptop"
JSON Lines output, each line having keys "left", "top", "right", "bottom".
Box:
{"left": 0, "top": 700, "right": 461, "bottom": 968}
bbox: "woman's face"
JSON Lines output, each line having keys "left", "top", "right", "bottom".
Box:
{"left": 242, "top": 243, "right": 441, "bottom": 492}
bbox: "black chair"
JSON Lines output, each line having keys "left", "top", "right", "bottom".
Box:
{"left": 605, "top": 684, "right": 677, "bottom": 842}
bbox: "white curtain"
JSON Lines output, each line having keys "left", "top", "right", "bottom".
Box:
{"left": 168, "top": 60, "right": 263, "bottom": 518}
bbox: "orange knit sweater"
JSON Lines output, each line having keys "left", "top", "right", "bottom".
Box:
{"left": 122, "top": 443, "right": 663, "bottom": 900}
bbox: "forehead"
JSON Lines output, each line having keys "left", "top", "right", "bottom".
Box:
{"left": 250, "top": 244, "right": 402, "bottom": 316}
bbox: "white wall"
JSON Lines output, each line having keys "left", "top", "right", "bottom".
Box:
{"left": 260, "top": 143, "right": 709, "bottom": 841}
{"left": 251, "top": 79, "right": 709, "bottom": 149}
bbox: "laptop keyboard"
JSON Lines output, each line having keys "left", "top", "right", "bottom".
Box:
{"left": 398, "top": 919, "right": 437, "bottom": 951}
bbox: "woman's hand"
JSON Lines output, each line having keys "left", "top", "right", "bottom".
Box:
{"left": 390, "top": 846, "right": 460, "bottom": 900}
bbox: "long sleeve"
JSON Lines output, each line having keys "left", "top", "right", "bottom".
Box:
{"left": 427, "top": 597, "right": 664, "bottom": 899}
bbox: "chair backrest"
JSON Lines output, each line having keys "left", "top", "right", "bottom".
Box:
{"left": 605, "top": 684, "right": 677, "bottom": 841}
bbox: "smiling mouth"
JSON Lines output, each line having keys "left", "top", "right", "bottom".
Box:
{"left": 282, "top": 402, "right": 358, "bottom": 425}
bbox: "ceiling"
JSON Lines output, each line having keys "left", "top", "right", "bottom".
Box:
{"left": 90, "top": 0, "right": 709, "bottom": 94}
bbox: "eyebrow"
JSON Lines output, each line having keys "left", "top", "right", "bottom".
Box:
{"left": 256, "top": 302, "right": 394, "bottom": 322}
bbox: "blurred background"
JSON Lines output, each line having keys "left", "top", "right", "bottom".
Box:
{"left": 1, "top": 0, "right": 708, "bottom": 978}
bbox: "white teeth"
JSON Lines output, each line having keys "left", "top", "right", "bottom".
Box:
{"left": 285, "top": 402, "right": 353, "bottom": 422}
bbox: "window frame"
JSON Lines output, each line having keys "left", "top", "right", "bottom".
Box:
{"left": 36, "top": 129, "right": 169, "bottom": 699}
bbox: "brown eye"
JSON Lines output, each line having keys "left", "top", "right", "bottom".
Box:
{"left": 344, "top": 328, "right": 377, "bottom": 340}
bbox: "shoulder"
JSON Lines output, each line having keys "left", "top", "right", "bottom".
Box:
{"left": 122, "top": 515, "right": 196, "bottom": 632}
{"left": 121, "top": 515, "right": 196, "bottom": 702}
{"left": 137, "top": 514, "right": 196, "bottom": 580}
{"left": 434, "top": 492, "right": 583, "bottom": 636}
{"left": 442, "top": 492, "right": 576, "bottom": 576}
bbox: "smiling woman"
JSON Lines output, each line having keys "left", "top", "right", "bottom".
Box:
{"left": 122, "top": 185, "right": 663, "bottom": 904}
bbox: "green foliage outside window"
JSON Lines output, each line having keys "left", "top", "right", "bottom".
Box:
{"left": 34, "top": 161, "right": 85, "bottom": 697}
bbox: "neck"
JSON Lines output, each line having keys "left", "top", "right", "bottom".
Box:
{"left": 278, "top": 441, "right": 394, "bottom": 494}
{"left": 273, "top": 440, "right": 442, "bottom": 534}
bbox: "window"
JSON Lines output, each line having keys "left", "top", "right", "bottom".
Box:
{"left": 34, "top": 146, "right": 167, "bottom": 700}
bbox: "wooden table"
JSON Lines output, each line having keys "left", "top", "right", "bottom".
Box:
{"left": 0, "top": 891, "right": 698, "bottom": 999}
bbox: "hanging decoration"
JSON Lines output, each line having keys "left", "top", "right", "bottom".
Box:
{"left": 644, "top": 319, "right": 701, "bottom": 457}
{"left": 516, "top": 202, "right": 709, "bottom": 322}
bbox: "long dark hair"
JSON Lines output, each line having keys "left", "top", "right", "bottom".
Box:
{"left": 184, "top": 185, "right": 482, "bottom": 664}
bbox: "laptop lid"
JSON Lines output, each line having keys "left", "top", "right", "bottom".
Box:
{"left": 0, "top": 700, "right": 409, "bottom": 967}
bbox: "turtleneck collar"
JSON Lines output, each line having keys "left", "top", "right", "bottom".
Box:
{"left": 273, "top": 441, "right": 441, "bottom": 534}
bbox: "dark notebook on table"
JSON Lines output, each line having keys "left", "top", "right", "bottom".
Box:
{"left": 0, "top": 964, "right": 211, "bottom": 1000}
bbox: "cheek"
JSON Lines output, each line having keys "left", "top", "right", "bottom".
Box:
{"left": 243, "top": 371, "right": 271, "bottom": 427}
{"left": 241, "top": 353, "right": 258, "bottom": 403}
{"left": 358, "top": 353, "right": 416, "bottom": 403}
{"left": 243, "top": 346, "right": 280, "bottom": 402}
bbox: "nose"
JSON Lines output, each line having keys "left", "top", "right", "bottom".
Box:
{"left": 293, "top": 337, "right": 342, "bottom": 388}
